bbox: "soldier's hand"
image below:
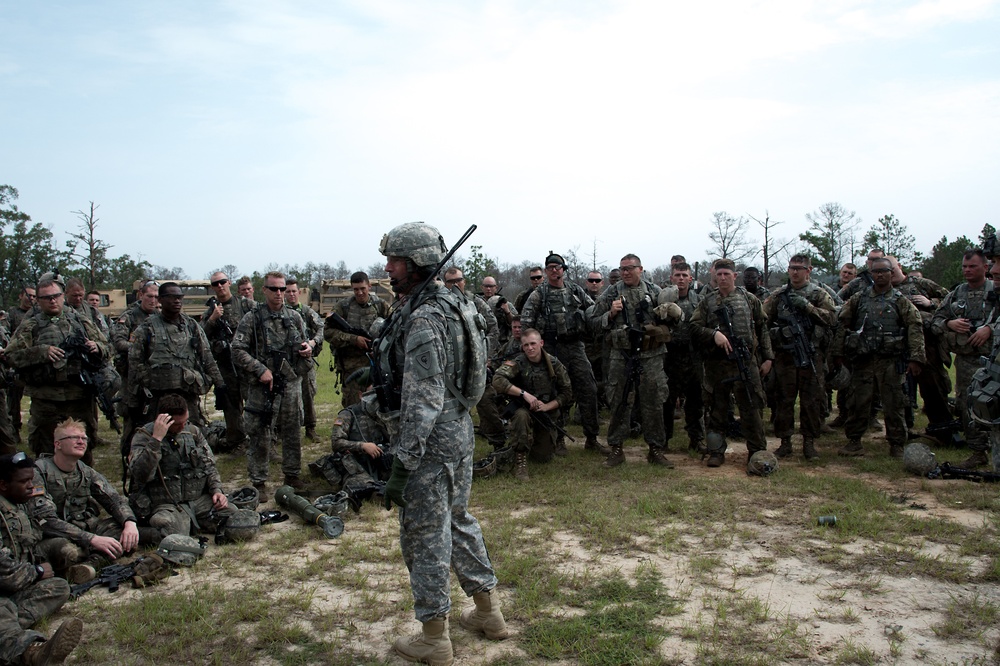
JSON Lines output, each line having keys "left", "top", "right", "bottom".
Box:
{"left": 713, "top": 331, "right": 733, "bottom": 355}
{"left": 259, "top": 368, "right": 274, "bottom": 389}
{"left": 209, "top": 304, "right": 224, "bottom": 322}
{"left": 120, "top": 522, "right": 140, "bottom": 552}
{"left": 298, "top": 341, "right": 313, "bottom": 358}
{"left": 910, "top": 294, "right": 931, "bottom": 308}
{"left": 47, "top": 345, "right": 66, "bottom": 362}
{"left": 152, "top": 413, "right": 173, "bottom": 441}
{"left": 83, "top": 339, "right": 99, "bottom": 354}
{"left": 212, "top": 492, "right": 229, "bottom": 510}
{"left": 362, "top": 442, "right": 381, "bottom": 458}
{"left": 354, "top": 335, "right": 369, "bottom": 350}
{"left": 90, "top": 535, "right": 124, "bottom": 559}
{"left": 908, "top": 361, "right": 923, "bottom": 377}
{"left": 383, "top": 458, "right": 409, "bottom": 510}
{"left": 948, "top": 318, "right": 972, "bottom": 334}
{"left": 970, "top": 326, "right": 991, "bottom": 347}
{"left": 788, "top": 293, "right": 810, "bottom": 311}
{"left": 760, "top": 359, "right": 773, "bottom": 377}
{"left": 610, "top": 298, "right": 623, "bottom": 318}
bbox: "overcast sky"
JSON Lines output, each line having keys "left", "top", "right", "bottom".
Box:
{"left": 3, "top": 0, "right": 999, "bottom": 279}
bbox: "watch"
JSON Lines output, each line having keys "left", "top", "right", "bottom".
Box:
{"left": 519, "top": 389, "right": 525, "bottom": 398}
{"left": 34, "top": 564, "right": 44, "bottom": 581}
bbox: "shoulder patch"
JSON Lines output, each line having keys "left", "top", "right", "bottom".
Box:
{"left": 333, "top": 417, "right": 344, "bottom": 427}
{"left": 503, "top": 360, "right": 517, "bottom": 367}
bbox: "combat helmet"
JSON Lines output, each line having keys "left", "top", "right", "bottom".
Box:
{"left": 314, "top": 492, "right": 350, "bottom": 518}
{"left": 156, "top": 534, "right": 208, "bottom": 566}
{"left": 379, "top": 222, "right": 448, "bottom": 268}
{"left": 215, "top": 509, "right": 261, "bottom": 544}
{"left": 228, "top": 486, "right": 260, "bottom": 511}
{"left": 902, "top": 442, "right": 938, "bottom": 476}
{"left": 747, "top": 450, "right": 779, "bottom": 477}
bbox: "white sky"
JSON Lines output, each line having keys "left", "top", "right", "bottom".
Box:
{"left": 3, "top": 0, "right": 999, "bottom": 278}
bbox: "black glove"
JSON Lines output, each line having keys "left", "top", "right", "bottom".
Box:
{"left": 788, "top": 293, "right": 810, "bottom": 311}
{"left": 383, "top": 458, "right": 410, "bottom": 510}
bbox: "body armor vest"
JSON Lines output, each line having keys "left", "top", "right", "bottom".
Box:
{"left": 143, "top": 315, "right": 206, "bottom": 392}
{"left": 702, "top": 288, "right": 757, "bottom": 353}
{"left": 34, "top": 457, "right": 99, "bottom": 528}
{"left": 534, "top": 282, "right": 589, "bottom": 341}
{"left": 845, "top": 288, "right": 906, "bottom": 356}
{"left": 22, "top": 310, "right": 88, "bottom": 385}
{"left": 141, "top": 427, "right": 210, "bottom": 505}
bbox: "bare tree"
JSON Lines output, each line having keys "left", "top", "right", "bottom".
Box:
{"left": 706, "top": 211, "right": 755, "bottom": 264}
{"left": 67, "top": 202, "right": 112, "bottom": 290}
{"left": 748, "top": 211, "right": 796, "bottom": 286}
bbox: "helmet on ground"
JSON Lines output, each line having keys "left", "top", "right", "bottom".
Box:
{"left": 705, "top": 431, "right": 726, "bottom": 453}
{"left": 902, "top": 442, "right": 937, "bottom": 476}
{"left": 378, "top": 222, "right": 448, "bottom": 268}
{"left": 827, "top": 365, "right": 851, "bottom": 391}
{"left": 314, "top": 492, "right": 350, "bottom": 517}
{"left": 215, "top": 509, "right": 261, "bottom": 544}
{"left": 228, "top": 486, "right": 260, "bottom": 511}
{"left": 473, "top": 455, "right": 498, "bottom": 479}
{"left": 747, "top": 450, "right": 778, "bottom": 477}
{"left": 157, "top": 534, "right": 208, "bottom": 566}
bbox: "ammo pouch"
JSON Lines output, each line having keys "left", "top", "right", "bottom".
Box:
{"left": 970, "top": 362, "right": 1000, "bottom": 425}
{"left": 147, "top": 365, "right": 183, "bottom": 391}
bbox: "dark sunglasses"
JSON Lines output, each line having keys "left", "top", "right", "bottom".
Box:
{"left": 587, "top": 278, "right": 602, "bottom": 283}
{"left": 211, "top": 279, "right": 229, "bottom": 287}
{"left": 264, "top": 285, "right": 287, "bottom": 292}
{"left": 37, "top": 293, "right": 64, "bottom": 302}
{"left": 529, "top": 275, "right": 543, "bottom": 281}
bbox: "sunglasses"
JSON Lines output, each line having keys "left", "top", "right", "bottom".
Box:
{"left": 37, "top": 293, "right": 64, "bottom": 302}
{"left": 264, "top": 285, "right": 287, "bottom": 292}
{"left": 211, "top": 279, "right": 229, "bottom": 287}
{"left": 530, "top": 275, "right": 543, "bottom": 281}
{"left": 587, "top": 278, "right": 602, "bottom": 283}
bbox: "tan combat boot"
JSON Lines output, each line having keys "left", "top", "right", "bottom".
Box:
{"left": 393, "top": 617, "right": 453, "bottom": 666}
{"left": 585, "top": 436, "right": 611, "bottom": 455}
{"left": 459, "top": 588, "right": 509, "bottom": 640}
{"left": 603, "top": 445, "right": 625, "bottom": 468}
{"left": 775, "top": 437, "right": 793, "bottom": 458}
{"left": 513, "top": 452, "right": 529, "bottom": 481}
{"left": 22, "top": 618, "right": 83, "bottom": 665}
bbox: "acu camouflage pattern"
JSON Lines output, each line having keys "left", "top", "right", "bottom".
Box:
{"left": 492, "top": 350, "right": 572, "bottom": 460}
{"left": 202, "top": 294, "right": 258, "bottom": 447}
{"left": 311, "top": 397, "right": 392, "bottom": 493}
{"left": 377, "top": 281, "right": 497, "bottom": 623}
{"left": 326, "top": 293, "right": 391, "bottom": 408}
{"left": 894, "top": 274, "right": 953, "bottom": 424}
{"left": 288, "top": 302, "right": 325, "bottom": 431}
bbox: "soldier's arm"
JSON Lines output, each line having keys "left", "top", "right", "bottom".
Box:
{"left": 519, "top": 290, "right": 540, "bottom": 330}
{"left": 129, "top": 427, "right": 165, "bottom": 484}
{"left": 81, "top": 316, "right": 110, "bottom": 359}
{"left": 330, "top": 409, "right": 366, "bottom": 454}
{"left": 752, "top": 297, "right": 775, "bottom": 362}
{"left": 307, "top": 308, "right": 325, "bottom": 349}
{"left": 127, "top": 323, "right": 150, "bottom": 391}
{"left": 830, "top": 296, "right": 858, "bottom": 357}
{"left": 0, "top": 545, "right": 43, "bottom": 595}
{"left": 688, "top": 301, "right": 718, "bottom": 349}
{"left": 2, "top": 320, "right": 51, "bottom": 368}
{"left": 930, "top": 291, "right": 958, "bottom": 336}
{"left": 89, "top": 467, "right": 137, "bottom": 527}
{"left": 476, "top": 297, "right": 499, "bottom": 356}
{"left": 231, "top": 312, "right": 267, "bottom": 378}
{"left": 491, "top": 360, "right": 519, "bottom": 395}
{"left": 588, "top": 288, "right": 615, "bottom": 330}
{"left": 110, "top": 313, "right": 132, "bottom": 355}
{"left": 193, "top": 323, "right": 226, "bottom": 387}
{"left": 902, "top": 298, "right": 928, "bottom": 364}
{"left": 808, "top": 289, "right": 839, "bottom": 328}
{"left": 395, "top": 309, "right": 448, "bottom": 470}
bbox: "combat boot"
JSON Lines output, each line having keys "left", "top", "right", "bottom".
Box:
{"left": 393, "top": 617, "right": 453, "bottom": 666}
{"left": 837, "top": 440, "right": 865, "bottom": 457}
{"left": 585, "top": 436, "right": 611, "bottom": 455}
{"left": 603, "top": 445, "right": 625, "bottom": 468}
{"left": 283, "top": 475, "right": 305, "bottom": 491}
{"left": 706, "top": 451, "right": 725, "bottom": 467}
{"left": 253, "top": 482, "right": 269, "bottom": 503}
{"left": 889, "top": 444, "right": 905, "bottom": 459}
{"left": 513, "top": 452, "right": 529, "bottom": 481}
{"left": 304, "top": 427, "right": 317, "bottom": 442}
{"left": 66, "top": 564, "right": 96, "bottom": 584}
{"left": 459, "top": 588, "right": 509, "bottom": 640}
{"left": 553, "top": 437, "right": 568, "bottom": 457}
{"left": 802, "top": 438, "right": 818, "bottom": 461}
{"left": 22, "top": 618, "right": 83, "bottom": 665}
{"left": 959, "top": 451, "right": 989, "bottom": 469}
{"left": 688, "top": 439, "right": 705, "bottom": 454}
{"left": 647, "top": 448, "right": 674, "bottom": 468}
{"left": 775, "top": 437, "right": 793, "bottom": 458}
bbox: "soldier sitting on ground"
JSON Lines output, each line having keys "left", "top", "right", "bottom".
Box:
{"left": 310, "top": 393, "right": 392, "bottom": 504}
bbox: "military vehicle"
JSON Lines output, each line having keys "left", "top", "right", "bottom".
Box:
{"left": 309, "top": 278, "right": 393, "bottom": 317}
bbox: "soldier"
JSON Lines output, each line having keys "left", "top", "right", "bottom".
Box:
{"left": 520, "top": 252, "right": 605, "bottom": 453}
{"left": 111, "top": 280, "right": 159, "bottom": 450}
{"left": 838, "top": 249, "right": 885, "bottom": 301}
{"left": 513, "top": 266, "right": 544, "bottom": 312}
{"left": 761, "top": 255, "right": 837, "bottom": 459}
{"left": 742, "top": 267, "right": 770, "bottom": 302}
{"left": 582, "top": 271, "right": 608, "bottom": 408}
{"left": 128, "top": 394, "right": 232, "bottom": 539}
{"left": 832, "top": 257, "right": 926, "bottom": 457}
{"left": 232, "top": 272, "right": 313, "bottom": 499}
{"left": 29, "top": 419, "right": 140, "bottom": 584}
{"left": 284, "top": 278, "right": 324, "bottom": 441}
{"left": 690, "top": 259, "right": 774, "bottom": 469}
{"left": 0, "top": 452, "right": 84, "bottom": 666}
{"left": 5, "top": 286, "right": 35, "bottom": 442}
{"left": 4, "top": 279, "right": 110, "bottom": 463}
{"left": 376, "top": 222, "right": 506, "bottom": 663}
{"left": 310, "top": 393, "right": 392, "bottom": 502}
{"left": 84, "top": 292, "right": 108, "bottom": 331}
{"left": 236, "top": 276, "right": 255, "bottom": 299}
{"left": 0, "top": 319, "right": 17, "bottom": 454}
{"left": 607, "top": 268, "right": 621, "bottom": 286}
{"left": 63, "top": 278, "right": 109, "bottom": 338}
{"left": 202, "top": 271, "right": 256, "bottom": 451}
{"left": 128, "top": 282, "right": 226, "bottom": 427}
{"left": 591, "top": 254, "right": 680, "bottom": 468}
{"left": 664, "top": 262, "right": 705, "bottom": 453}
{"left": 481, "top": 276, "right": 517, "bottom": 347}
{"left": 492, "top": 329, "right": 573, "bottom": 479}
{"left": 931, "top": 249, "right": 998, "bottom": 467}
{"left": 839, "top": 263, "right": 858, "bottom": 290}
{"left": 325, "top": 271, "right": 391, "bottom": 408}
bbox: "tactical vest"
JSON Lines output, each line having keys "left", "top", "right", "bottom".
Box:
{"left": 252, "top": 306, "right": 311, "bottom": 379}
{"left": 35, "top": 457, "right": 99, "bottom": 528}
{"left": 534, "top": 282, "right": 590, "bottom": 341}
{"left": 970, "top": 334, "right": 1000, "bottom": 425}
{"left": 768, "top": 283, "right": 821, "bottom": 348}
{"left": 941, "top": 282, "right": 997, "bottom": 355}
{"left": 140, "top": 426, "right": 211, "bottom": 505}
{"left": 21, "top": 310, "right": 87, "bottom": 385}
{"left": 669, "top": 290, "right": 700, "bottom": 348}
{"left": 512, "top": 353, "right": 557, "bottom": 402}
{"left": 143, "top": 315, "right": 208, "bottom": 393}
{"left": 606, "top": 281, "right": 660, "bottom": 351}
{"left": 701, "top": 288, "right": 757, "bottom": 353}
{"left": 845, "top": 288, "right": 906, "bottom": 356}
{"left": 0, "top": 497, "right": 42, "bottom": 563}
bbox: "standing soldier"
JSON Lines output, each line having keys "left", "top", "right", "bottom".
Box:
{"left": 375, "top": 222, "right": 505, "bottom": 663}
{"left": 761, "top": 255, "right": 837, "bottom": 460}
{"left": 583, "top": 270, "right": 608, "bottom": 408}
{"left": 111, "top": 281, "right": 159, "bottom": 450}
{"left": 64, "top": 278, "right": 109, "bottom": 338}
{"left": 931, "top": 249, "right": 997, "bottom": 467}
{"left": 325, "top": 272, "right": 391, "bottom": 408}
{"left": 520, "top": 252, "right": 605, "bottom": 453}
{"left": 591, "top": 254, "right": 680, "bottom": 468}
{"left": 129, "top": 282, "right": 226, "bottom": 428}
{"left": 5, "top": 286, "right": 35, "bottom": 442}
{"left": 232, "top": 272, "right": 313, "bottom": 499}
{"left": 690, "top": 259, "right": 774, "bottom": 469}
{"left": 832, "top": 257, "right": 926, "bottom": 457}
{"left": 4, "top": 279, "right": 110, "bottom": 463}
{"left": 664, "top": 262, "right": 705, "bottom": 453}
{"left": 236, "top": 276, "right": 255, "bottom": 300}
{"left": 0, "top": 317, "right": 16, "bottom": 454}
{"left": 742, "top": 267, "right": 770, "bottom": 302}
{"left": 481, "top": 276, "right": 517, "bottom": 347}
{"left": 202, "top": 271, "right": 256, "bottom": 451}
{"left": 284, "top": 278, "right": 324, "bottom": 441}
{"left": 838, "top": 249, "right": 885, "bottom": 301}
{"left": 492, "top": 329, "right": 573, "bottom": 479}
{"left": 513, "top": 266, "right": 544, "bottom": 313}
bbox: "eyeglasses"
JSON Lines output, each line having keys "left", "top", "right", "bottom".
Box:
{"left": 787, "top": 266, "right": 808, "bottom": 272}
{"left": 445, "top": 278, "right": 465, "bottom": 286}
{"left": 159, "top": 293, "right": 184, "bottom": 300}
{"left": 37, "top": 293, "right": 64, "bottom": 302}
{"left": 870, "top": 268, "right": 891, "bottom": 274}
{"left": 210, "top": 279, "right": 229, "bottom": 287}
{"left": 545, "top": 265, "right": 563, "bottom": 271}
{"left": 587, "top": 278, "right": 603, "bottom": 283}
{"left": 529, "top": 275, "right": 543, "bottom": 281}
{"left": 264, "top": 285, "right": 287, "bottom": 292}
{"left": 57, "top": 435, "right": 88, "bottom": 443}
{"left": 619, "top": 265, "right": 641, "bottom": 272}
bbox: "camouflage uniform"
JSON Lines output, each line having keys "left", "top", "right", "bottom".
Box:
{"left": 29, "top": 456, "right": 139, "bottom": 564}
{"left": 492, "top": 350, "right": 572, "bottom": 462}
{"left": 0, "top": 319, "right": 17, "bottom": 454}
{"left": 128, "top": 312, "right": 225, "bottom": 427}
{"left": 287, "top": 302, "right": 324, "bottom": 435}
{"left": 837, "top": 271, "right": 875, "bottom": 302}
{"left": 485, "top": 294, "right": 517, "bottom": 347}
{"left": 129, "top": 422, "right": 232, "bottom": 537}
{"left": 325, "top": 293, "right": 391, "bottom": 408}
{"left": 931, "top": 281, "right": 998, "bottom": 454}
{"left": 3, "top": 307, "right": 110, "bottom": 462}
{"left": 68, "top": 302, "right": 109, "bottom": 339}
{"left": 111, "top": 302, "right": 156, "bottom": 450}
{"left": 0, "top": 494, "right": 72, "bottom": 664}
{"left": 469, "top": 294, "right": 504, "bottom": 448}
{"left": 690, "top": 287, "right": 774, "bottom": 456}
{"left": 664, "top": 288, "right": 705, "bottom": 449}
{"left": 832, "top": 286, "right": 926, "bottom": 451}
{"left": 232, "top": 305, "right": 311, "bottom": 484}
{"left": 376, "top": 281, "right": 497, "bottom": 623}
{"left": 894, "top": 275, "right": 952, "bottom": 425}
{"left": 761, "top": 283, "right": 837, "bottom": 443}
{"left": 311, "top": 395, "right": 392, "bottom": 495}
{"left": 590, "top": 280, "right": 674, "bottom": 455}
{"left": 520, "top": 282, "right": 600, "bottom": 441}
{"left": 4, "top": 305, "right": 32, "bottom": 441}
{"left": 201, "top": 295, "right": 257, "bottom": 449}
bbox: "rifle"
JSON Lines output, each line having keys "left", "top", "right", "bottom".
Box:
{"left": 613, "top": 298, "right": 647, "bottom": 430}
{"left": 70, "top": 556, "right": 150, "bottom": 598}
{"left": 715, "top": 305, "right": 755, "bottom": 406}
{"left": 61, "top": 331, "right": 121, "bottom": 433}
{"left": 779, "top": 290, "right": 816, "bottom": 374}
{"left": 923, "top": 419, "right": 966, "bottom": 447}
{"left": 326, "top": 311, "right": 372, "bottom": 345}
{"left": 499, "top": 395, "right": 576, "bottom": 442}
{"left": 928, "top": 462, "right": 1000, "bottom": 483}
{"left": 371, "top": 224, "right": 478, "bottom": 412}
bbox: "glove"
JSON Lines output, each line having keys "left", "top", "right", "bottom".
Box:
{"left": 788, "top": 294, "right": 810, "bottom": 311}
{"left": 383, "top": 458, "right": 410, "bottom": 511}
